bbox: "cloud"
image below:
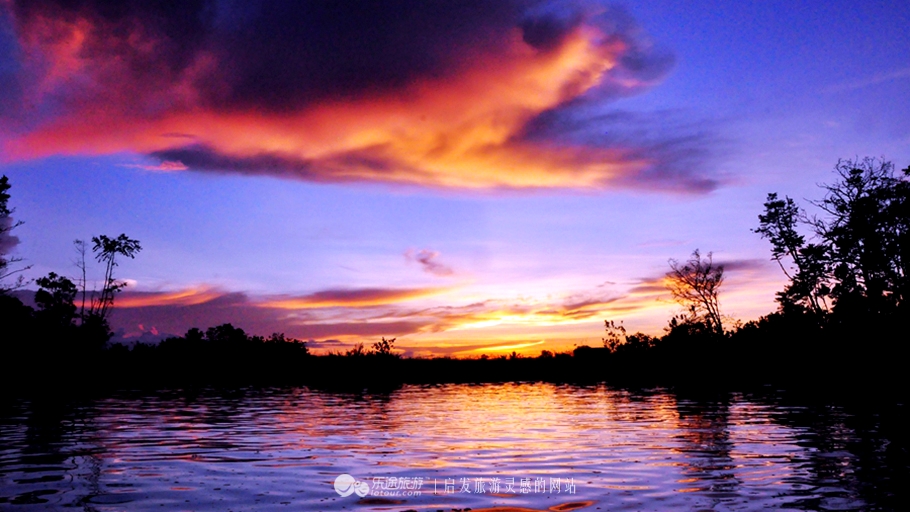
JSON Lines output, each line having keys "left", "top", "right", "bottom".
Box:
{"left": 120, "top": 160, "right": 188, "bottom": 172}
{"left": 114, "top": 304, "right": 429, "bottom": 342}
{"left": 405, "top": 249, "right": 454, "bottom": 276}
{"left": 109, "top": 323, "right": 170, "bottom": 347}
{"left": 303, "top": 339, "right": 348, "bottom": 350}
{"left": 260, "top": 287, "right": 448, "bottom": 309}
{"left": 0, "top": 217, "right": 20, "bottom": 254}
{"left": 824, "top": 67, "right": 910, "bottom": 94}
{"left": 626, "top": 258, "right": 766, "bottom": 296}
{"left": 114, "top": 287, "right": 225, "bottom": 308}
{"left": 96, "top": 261, "right": 773, "bottom": 352}
{"left": 86, "top": 277, "right": 675, "bottom": 354}
{"left": 715, "top": 258, "right": 767, "bottom": 272}
{"left": 1, "top": 0, "right": 719, "bottom": 192}
{"left": 519, "top": 108, "right": 723, "bottom": 193}
{"left": 626, "top": 277, "right": 670, "bottom": 296}
{"left": 105, "top": 286, "right": 446, "bottom": 342}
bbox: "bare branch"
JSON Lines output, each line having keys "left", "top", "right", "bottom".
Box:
{"left": 666, "top": 249, "right": 724, "bottom": 334}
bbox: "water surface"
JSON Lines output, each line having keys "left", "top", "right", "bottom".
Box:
{"left": 0, "top": 384, "right": 906, "bottom": 511}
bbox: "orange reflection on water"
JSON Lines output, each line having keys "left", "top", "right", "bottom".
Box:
{"left": 6, "top": 384, "right": 880, "bottom": 511}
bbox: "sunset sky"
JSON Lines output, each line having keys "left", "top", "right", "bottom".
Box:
{"left": 1, "top": 0, "right": 908, "bottom": 356}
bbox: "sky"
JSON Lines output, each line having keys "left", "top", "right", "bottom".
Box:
{"left": 1, "top": 0, "right": 908, "bottom": 356}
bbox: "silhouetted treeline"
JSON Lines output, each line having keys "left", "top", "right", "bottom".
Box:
{"left": 1, "top": 158, "right": 908, "bottom": 396}
{"left": 586, "top": 158, "right": 909, "bottom": 392}
{"left": 736, "top": 158, "right": 908, "bottom": 387}
{"left": 1, "top": 318, "right": 903, "bottom": 397}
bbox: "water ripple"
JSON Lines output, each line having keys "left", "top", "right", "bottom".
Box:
{"left": 0, "top": 384, "right": 906, "bottom": 511}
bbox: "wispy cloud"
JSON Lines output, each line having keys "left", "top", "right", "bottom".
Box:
{"left": 0, "top": 217, "right": 20, "bottom": 254}
{"left": 405, "top": 249, "right": 454, "bottom": 277}
{"left": 114, "top": 287, "right": 225, "bottom": 308}
{"left": 120, "top": 160, "right": 188, "bottom": 172}
{"left": 260, "top": 287, "right": 449, "bottom": 309}
{"left": 825, "top": 67, "right": 910, "bottom": 94}
{"left": 715, "top": 258, "right": 767, "bottom": 272}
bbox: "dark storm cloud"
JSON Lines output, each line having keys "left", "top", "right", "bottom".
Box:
{"left": 6, "top": 0, "right": 530, "bottom": 111}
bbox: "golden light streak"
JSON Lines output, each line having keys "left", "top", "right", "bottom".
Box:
{"left": 467, "top": 340, "right": 546, "bottom": 353}
{"left": 115, "top": 287, "right": 222, "bottom": 308}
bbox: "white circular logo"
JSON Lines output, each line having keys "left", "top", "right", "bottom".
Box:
{"left": 334, "top": 474, "right": 356, "bottom": 497}
{"left": 334, "top": 474, "right": 370, "bottom": 497}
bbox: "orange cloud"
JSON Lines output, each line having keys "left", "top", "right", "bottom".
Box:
{"left": 259, "top": 287, "right": 449, "bottom": 309}
{"left": 115, "top": 287, "right": 223, "bottom": 308}
{"left": 120, "top": 160, "right": 188, "bottom": 172}
{"left": 101, "top": 282, "right": 668, "bottom": 353}
{"left": 0, "top": 2, "right": 711, "bottom": 191}
{"left": 97, "top": 255, "right": 779, "bottom": 355}
{"left": 9, "top": 26, "right": 641, "bottom": 189}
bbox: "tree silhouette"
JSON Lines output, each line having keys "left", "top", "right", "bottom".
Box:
{"left": 345, "top": 342, "right": 366, "bottom": 357}
{"left": 667, "top": 249, "right": 725, "bottom": 334}
{"left": 88, "top": 234, "right": 142, "bottom": 322}
{"left": 35, "top": 272, "right": 78, "bottom": 331}
{"left": 813, "top": 158, "right": 908, "bottom": 317}
{"left": 602, "top": 319, "right": 626, "bottom": 352}
{"left": 756, "top": 157, "right": 909, "bottom": 321}
{"left": 205, "top": 323, "right": 249, "bottom": 345}
{"left": 73, "top": 239, "right": 89, "bottom": 322}
{"left": 0, "top": 175, "right": 31, "bottom": 292}
{"left": 754, "top": 193, "right": 829, "bottom": 315}
{"left": 371, "top": 337, "right": 397, "bottom": 356}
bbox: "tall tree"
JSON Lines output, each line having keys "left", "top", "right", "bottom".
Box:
{"left": 754, "top": 193, "right": 830, "bottom": 315}
{"left": 666, "top": 249, "right": 725, "bottom": 334}
{"left": 88, "top": 234, "right": 142, "bottom": 322}
{"left": 812, "top": 158, "right": 909, "bottom": 316}
{"left": 757, "top": 158, "right": 909, "bottom": 320}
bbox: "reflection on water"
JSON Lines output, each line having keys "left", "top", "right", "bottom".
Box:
{"left": 0, "top": 384, "right": 906, "bottom": 511}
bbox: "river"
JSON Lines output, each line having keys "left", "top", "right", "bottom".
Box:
{"left": 0, "top": 383, "right": 906, "bottom": 511}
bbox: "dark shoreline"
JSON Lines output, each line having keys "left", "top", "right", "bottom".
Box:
{"left": 2, "top": 347, "right": 904, "bottom": 404}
